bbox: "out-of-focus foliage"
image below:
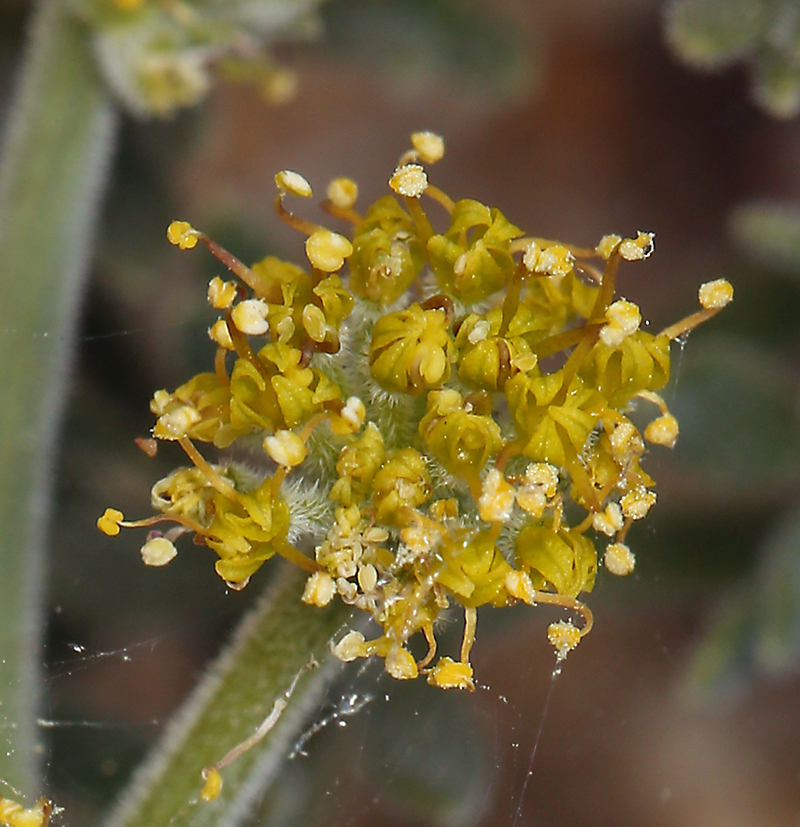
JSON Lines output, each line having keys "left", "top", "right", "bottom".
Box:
{"left": 662, "top": 0, "right": 800, "bottom": 693}
{"left": 731, "top": 202, "right": 800, "bottom": 271}
{"left": 680, "top": 198, "right": 800, "bottom": 702}
{"left": 684, "top": 506, "right": 800, "bottom": 703}
{"left": 322, "top": 0, "right": 536, "bottom": 103}
{"left": 664, "top": 0, "right": 800, "bottom": 118}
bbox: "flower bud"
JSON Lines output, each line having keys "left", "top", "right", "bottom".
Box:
{"left": 369, "top": 304, "right": 452, "bottom": 393}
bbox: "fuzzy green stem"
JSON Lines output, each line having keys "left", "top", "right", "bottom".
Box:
{"left": 0, "top": 0, "right": 117, "bottom": 796}
{"left": 101, "top": 566, "right": 352, "bottom": 827}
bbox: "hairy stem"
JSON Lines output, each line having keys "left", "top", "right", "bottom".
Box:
{"left": 101, "top": 566, "right": 352, "bottom": 827}
{"left": 0, "top": 0, "right": 117, "bottom": 796}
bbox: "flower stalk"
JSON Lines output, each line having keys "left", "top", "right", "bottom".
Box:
{"left": 0, "top": 0, "right": 117, "bottom": 797}
{"left": 100, "top": 566, "right": 351, "bottom": 827}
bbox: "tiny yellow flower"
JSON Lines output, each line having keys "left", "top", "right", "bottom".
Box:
{"left": 208, "top": 319, "right": 234, "bottom": 350}
{"left": 167, "top": 220, "right": 199, "bottom": 250}
{"left": 97, "top": 507, "right": 124, "bottom": 536}
{"left": 327, "top": 177, "right": 358, "bottom": 209}
{"left": 548, "top": 620, "right": 581, "bottom": 659}
{"left": 231, "top": 299, "right": 270, "bottom": 336}
{"left": 604, "top": 542, "right": 636, "bottom": 576}
{"left": 305, "top": 229, "right": 353, "bottom": 272}
{"left": 385, "top": 647, "right": 418, "bottom": 680}
{"left": 302, "top": 571, "right": 336, "bottom": 607}
{"left": 141, "top": 536, "right": 178, "bottom": 567}
{"left": 274, "top": 170, "right": 313, "bottom": 198}
{"left": 200, "top": 767, "right": 223, "bottom": 802}
{"left": 618, "top": 231, "right": 655, "bottom": 261}
{"left": 478, "top": 469, "right": 515, "bottom": 522}
{"left": 600, "top": 299, "right": 642, "bottom": 347}
{"left": 698, "top": 278, "right": 734, "bottom": 309}
{"left": 207, "top": 277, "right": 237, "bottom": 310}
{"left": 369, "top": 303, "right": 452, "bottom": 393}
{"left": 264, "top": 430, "right": 308, "bottom": 468}
{"left": 331, "top": 630, "right": 367, "bottom": 662}
{"left": 644, "top": 413, "right": 679, "bottom": 447}
{"left": 389, "top": 164, "right": 428, "bottom": 198}
{"left": 410, "top": 131, "right": 445, "bottom": 164}
{"left": 596, "top": 234, "right": 622, "bottom": 260}
{"left": 427, "top": 657, "right": 474, "bottom": 690}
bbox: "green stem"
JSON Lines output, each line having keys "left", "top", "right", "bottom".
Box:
{"left": 0, "top": 0, "right": 117, "bottom": 796}
{"left": 101, "top": 566, "right": 352, "bottom": 827}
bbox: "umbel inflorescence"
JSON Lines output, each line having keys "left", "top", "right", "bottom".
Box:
{"left": 99, "top": 132, "right": 732, "bottom": 691}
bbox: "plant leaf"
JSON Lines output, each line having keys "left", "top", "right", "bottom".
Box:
{"left": 731, "top": 201, "right": 800, "bottom": 272}
{"left": 664, "top": 0, "right": 764, "bottom": 68}
{"left": 0, "top": 0, "right": 117, "bottom": 796}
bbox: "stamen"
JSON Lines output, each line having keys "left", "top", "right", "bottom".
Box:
{"left": 460, "top": 607, "right": 477, "bottom": 664}
{"left": 424, "top": 185, "right": 455, "bottom": 213}
{"left": 178, "top": 437, "right": 236, "bottom": 498}
{"left": 660, "top": 279, "right": 734, "bottom": 340}
{"left": 532, "top": 590, "right": 594, "bottom": 636}
{"left": 418, "top": 623, "right": 438, "bottom": 669}
{"left": 200, "top": 659, "right": 318, "bottom": 801}
{"left": 274, "top": 193, "right": 320, "bottom": 236}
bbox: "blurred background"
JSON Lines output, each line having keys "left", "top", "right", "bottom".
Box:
{"left": 3, "top": 0, "right": 800, "bottom": 824}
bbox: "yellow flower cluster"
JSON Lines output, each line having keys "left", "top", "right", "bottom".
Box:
{"left": 74, "top": 0, "right": 319, "bottom": 117}
{"left": 99, "top": 132, "right": 732, "bottom": 690}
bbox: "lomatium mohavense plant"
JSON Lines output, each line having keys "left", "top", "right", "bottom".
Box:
{"left": 95, "top": 131, "right": 732, "bottom": 802}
